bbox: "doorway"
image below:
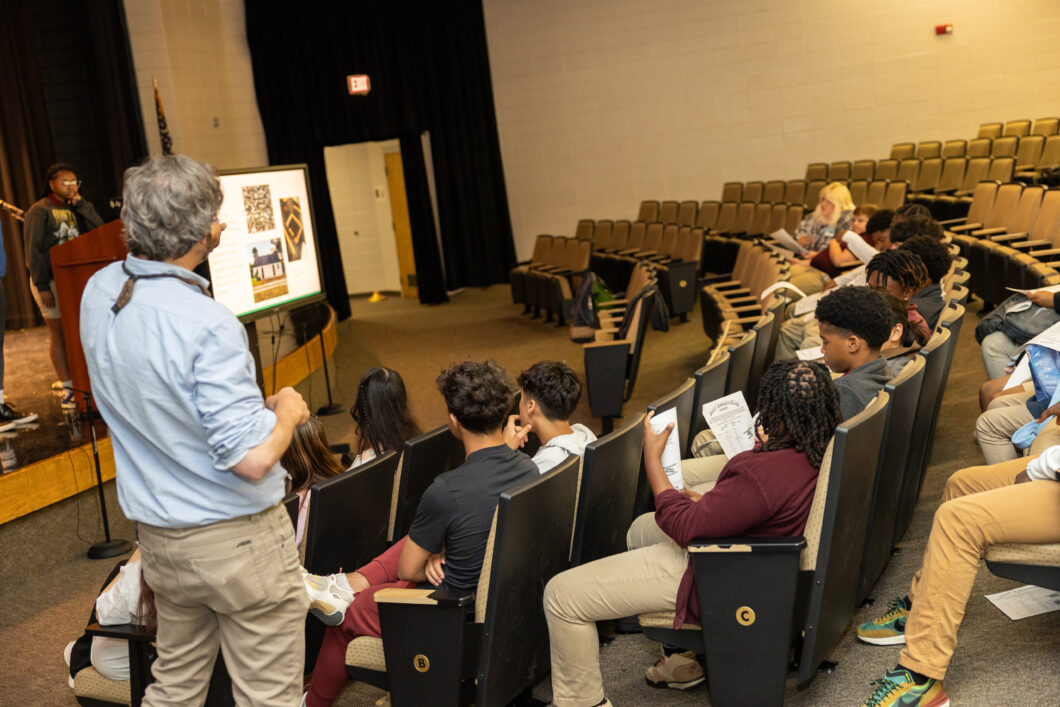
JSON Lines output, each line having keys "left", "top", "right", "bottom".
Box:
{"left": 323, "top": 140, "right": 418, "bottom": 298}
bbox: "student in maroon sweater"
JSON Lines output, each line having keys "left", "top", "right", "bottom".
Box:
{"left": 543, "top": 361, "right": 841, "bottom": 706}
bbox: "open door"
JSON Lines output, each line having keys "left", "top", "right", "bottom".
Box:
{"left": 384, "top": 150, "right": 418, "bottom": 299}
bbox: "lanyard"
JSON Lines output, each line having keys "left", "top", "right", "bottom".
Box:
{"left": 111, "top": 261, "right": 210, "bottom": 314}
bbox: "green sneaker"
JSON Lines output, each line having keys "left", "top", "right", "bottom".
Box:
{"left": 861, "top": 668, "right": 949, "bottom": 707}
{"left": 857, "top": 595, "right": 910, "bottom": 645}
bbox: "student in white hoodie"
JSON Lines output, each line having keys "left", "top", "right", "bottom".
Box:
{"left": 505, "top": 361, "right": 597, "bottom": 473}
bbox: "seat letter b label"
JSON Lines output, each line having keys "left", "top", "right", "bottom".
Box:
{"left": 414, "top": 654, "right": 430, "bottom": 672}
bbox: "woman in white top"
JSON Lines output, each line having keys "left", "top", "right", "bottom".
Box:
{"left": 282, "top": 416, "right": 348, "bottom": 558}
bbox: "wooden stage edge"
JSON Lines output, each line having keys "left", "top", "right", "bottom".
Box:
{"left": 0, "top": 306, "right": 338, "bottom": 525}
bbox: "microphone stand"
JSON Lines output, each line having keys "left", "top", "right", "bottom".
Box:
{"left": 73, "top": 388, "right": 133, "bottom": 559}
{"left": 0, "top": 198, "right": 25, "bottom": 222}
{"left": 313, "top": 308, "right": 344, "bottom": 416}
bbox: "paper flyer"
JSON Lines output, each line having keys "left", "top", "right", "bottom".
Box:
{"left": 701, "top": 392, "right": 756, "bottom": 458}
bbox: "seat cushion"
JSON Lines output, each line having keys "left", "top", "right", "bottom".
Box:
{"left": 638, "top": 610, "right": 700, "bottom": 631}
{"left": 74, "top": 666, "right": 131, "bottom": 705}
{"left": 346, "top": 636, "right": 387, "bottom": 672}
{"left": 986, "top": 542, "right": 1060, "bottom": 567}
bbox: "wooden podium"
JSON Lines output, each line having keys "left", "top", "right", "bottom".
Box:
{"left": 51, "top": 220, "right": 127, "bottom": 413}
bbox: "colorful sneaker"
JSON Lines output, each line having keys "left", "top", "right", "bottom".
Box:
{"left": 861, "top": 668, "right": 948, "bottom": 707}
{"left": 644, "top": 650, "right": 705, "bottom": 690}
{"left": 52, "top": 380, "right": 65, "bottom": 394}
{"left": 857, "top": 595, "right": 910, "bottom": 645}
{"left": 0, "top": 402, "right": 39, "bottom": 426}
{"left": 60, "top": 390, "right": 77, "bottom": 410}
{"left": 303, "top": 571, "right": 355, "bottom": 626}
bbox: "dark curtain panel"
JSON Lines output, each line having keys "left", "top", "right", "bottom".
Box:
{"left": 245, "top": 1, "right": 516, "bottom": 309}
{"left": 0, "top": 0, "right": 146, "bottom": 330}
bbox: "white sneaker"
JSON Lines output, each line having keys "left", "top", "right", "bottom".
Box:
{"left": 64, "top": 640, "right": 75, "bottom": 689}
{"left": 303, "top": 572, "right": 355, "bottom": 626}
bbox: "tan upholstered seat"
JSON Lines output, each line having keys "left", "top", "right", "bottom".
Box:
{"left": 986, "top": 542, "right": 1060, "bottom": 567}
{"left": 347, "top": 636, "right": 387, "bottom": 672}
{"left": 74, "top": 666, "right": 132, "bottom": 705}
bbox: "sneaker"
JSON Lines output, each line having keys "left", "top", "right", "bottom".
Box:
{"left": 861, "top": 668, "right": 949, "bottom": 707}
{"left": 0, "top": 402, "right": 39, "bottom": 426}
{"left": 52, "top": 380, "right": 64, "bottom": 394}
{"left": 644, "top": 650, "right": 705, "bottom": 690}
{"left": 60, "top": 390, "right": 76, "bottom": 409}
{"left": 303, "top": 571, "right": 355, "bottom": 626}
{"left": 63, "top": 640, "right": 75, "bottom": 689}
{"left": 857, "top": 595, "right": 911, "bottom": 645}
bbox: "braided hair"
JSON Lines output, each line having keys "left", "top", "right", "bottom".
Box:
{"left": 867, "top": 248, "right": 929, "bottom": 297}
{"left": 755, "top": 360, "right": 842, "bottom": 469}
{"left": 350, "top": 367, "right": 422, "bottom": 457}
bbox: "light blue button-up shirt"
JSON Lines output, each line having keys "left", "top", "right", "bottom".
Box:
{"left": 80, "top": 255, "right": 283, "bottom": 528}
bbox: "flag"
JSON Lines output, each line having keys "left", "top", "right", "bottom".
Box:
{"left": 153, "top": 78, "right": 174, "bottom": 155}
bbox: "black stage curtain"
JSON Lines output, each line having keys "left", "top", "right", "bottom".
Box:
{"left": 0, "top": 0, "right": 145, "bottom": 329}
{"left": 245, "top": 1, "right": 517, "bottom": 309}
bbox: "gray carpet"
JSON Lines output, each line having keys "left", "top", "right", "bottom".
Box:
{"left": 2, "top": 287, "right": 1057, "bottom": 706}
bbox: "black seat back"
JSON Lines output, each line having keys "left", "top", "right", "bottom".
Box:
{"left": 647, "top": 378, "right": 696, "bottom": 461}
{"left": 724, "top": 330, "right": 757, "bottom": 396}
{"left": 745, "top": 310, "right": 779, "bottom": 406}
{"left": 689, "top": 350, "right": 731, "bottom": 455}
{"left": 476, "top": 455, "right": 580, "bottom": 705}
{"left": 798, "top": 393, "right": 889, "bottom": 685}
{"left": 283, "top": 491, "right": 300, "bottom": 531}
{"left": 570, "top": 413, "right": 645, "bottom": 567}
{"left": 857, "top": 356, "right": 926, "bottom": 602}
{"left": 392, "top": 426, "right": 465, "bottom": 540}
{"left": 623, "top": 286, "right": 656, "bottom": 402}
{"left": 892, "top": 328, "right": 951, "bottom": 546}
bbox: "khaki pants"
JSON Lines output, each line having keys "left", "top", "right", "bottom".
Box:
{"left": 138, "top": 504, "right": 309, "bottom": 706}
{"left": 774, "top": 313, "right": 821, "bottom": 361}
{"left": 544, "top": 526, "right": 688, "bottom": 706}
{"left": 900, "top": 457, "right": 1060, "bottom": 680}
{"left": 973, "top": 385, "right": 1033, "bottom": 465}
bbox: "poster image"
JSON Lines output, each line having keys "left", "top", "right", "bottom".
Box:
{"left": 248, "top": 238, "right": 289, "bottom": 303}
{"left": 243, "top": 184, "right": 275, "bottom": 233}
{"left": 280, "top": 196, "right": 305, "bottom": 261}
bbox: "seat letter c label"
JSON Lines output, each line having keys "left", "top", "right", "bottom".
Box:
{"left": 736, "top": 606, "right": 756, "bottom": 626}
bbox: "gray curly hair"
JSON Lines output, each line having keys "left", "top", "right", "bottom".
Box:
{"left": 121, "top": 155, "right": 222, "bottom": 261}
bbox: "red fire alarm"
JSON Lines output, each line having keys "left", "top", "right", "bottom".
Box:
{"left": 347, "top": 74, "right": 371, "bottom": 95}
{"left": 935, "top": 23, "right": 953, "bottom": 35}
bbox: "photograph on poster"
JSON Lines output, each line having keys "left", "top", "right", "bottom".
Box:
{"left": 210, "top": 166, "right": 323, "bottom": 319}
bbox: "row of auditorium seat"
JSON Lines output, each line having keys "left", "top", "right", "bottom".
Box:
{"left": 509, "top": 235, "right": 591, "bottom": 325}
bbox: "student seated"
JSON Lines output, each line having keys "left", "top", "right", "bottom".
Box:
{"left": 816, "top": 286, "right": 894, "bottom": 419}
{"left": 794, "top": 181, "right": 856, "bottom": 251}
{"left": 504, "top": 360, "right": 597, "bottom": 473}
{"left": 888, "top": 215, "right": 945, "bottom": 244}
{"left": 862, "top": 208, "right": 896, "bottom": 250}
{"left": 880, "top": 293, "right": 923, "bottom": 376}
{"left": 979, "top": 290, "right": 1060, "bottom": 380}
{"left": 348, "top": 366, "right": 421, "bottom": 468}
{"left": 898, "top": 235, "right": 952, "bottom": 331}
{"left": 856, "top": 445, "right": 1060, "bottom": 707}
{"left": 866, "top": 249, "right": 932, "bottom": 342}
{"left": 282, "top": 417, "right": 347, "bottom": 559}
{"left": 300, "top": 360, "right": 538, "bottom": 707}
{"left": 542, "top": 360, "right": 841, "bottom": 705}
{"left": 793, "top": 204, "right": 880, "bottom": 284}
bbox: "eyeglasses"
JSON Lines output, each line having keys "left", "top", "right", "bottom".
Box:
{"left": 59, "top": 179, "right": 82, "bottom": 187}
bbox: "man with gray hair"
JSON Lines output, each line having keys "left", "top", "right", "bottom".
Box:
{"left": 80, "top": 154, "right": 310, "bottom": 706}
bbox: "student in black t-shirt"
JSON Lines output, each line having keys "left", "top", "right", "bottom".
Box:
{"left": 302, "top": 360, "right": 539, "bottom": 707}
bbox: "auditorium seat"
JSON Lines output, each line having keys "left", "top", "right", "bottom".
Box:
{"left": 784, "top": 203, "right": 805, "bottom": 234}
{"left": 910, "top": 157, "right": 967, "bottom": 215}
{"left": 805, "top": 179, "right": 826, "bottom": 208}
{"left": 687, "top": 349, "right": 731, "bottom": 456}
{"left": 889, "top": 143, "right": 915, "bottom": 160}
{"left": 977, "top": 122, "right": 1003, "bottom": 139}
{"left": 721, "top": 182, "right": 743, "bottom": 203}
{"left": 722, "top": 329, "right": 756, "bottom": 396}
{"left": 991, "top": 135, "right": 1018, "bottom": 158}
{"left": 390, "top": 428, "right": 464, "bottom": 542}
{"left": 677, "top": 200, "right": 698, "bottom": 226}
{"left": 708, "top": 201, "right": 738, "bottom": 235}
{"left": 985, "top": 543, "right": 1060, "bottom": 591}
{"left": 805, "top": 163, "right": 828, "bottom": 181}
{"left": 1015, "top": 134, "right": 1060, "bottom": 182}
{"left": 785, "top": 179, "right": 807, "bottom": 206}
{"left": 865, "top": 179, "right": 888, "bottom": 208}
{"left": 695, "top": 201, "right": 721, "bottom": 231}
{"left": 345, "top": 456, "right": 579, "bottom": 707}
{"left": 574, "top": 218, "right": 595, "bottom": 241}
{"left": 659, "top": 200, "right": 680, "bottom": 224}
{"left": 933, "top": 158, "right": 994, "bottom": 220}
{"left": 875, "top": 159, "right": 898, "bottom": 181}
{"left": 915, "top": 140, "right": 941, "bottom": 159}
{"left": 589, "top": 219, "right": 611, "bottom": 248}
{"left": 656, "top": 226, "right": 702, "bottom": 321}
{"left": 910, "top": 157, "right": 942, "bottom": 194}
{"left": 1014, "top": 134, "right": 1045, "bottom": 172}
{"left": 747, "top": 201, "right": 773, "bottom": 237}
{"left": 1032, "top": 116, "right": 1060, "bottom": 137}
{"left": 851, "top": 159, "right": 876, "bottom": 181}
{"left": 743, "top": 181, "right": 765, "bottom": 203}
{"left": 895, "top": 158, "right": 920, "bottom": 186}
{"left": 509, "top": 234, "right": 552, "bottom": 308}
{"left": 941, "top": 139, "right": 967, "bottom": 157}
{"left": 967, "top": 136, "right": 992, "bottom": 158}
{"left": 639, "top": 394, "right": 889, "bottom": 705}
{"left": 828, "top": 161, "right": 851, "bottom": 181}
{"left": 1004, "top": 118, "right": 1031, "bottom": 137}
{"left": 638, "top": 200, "right": 660, "bottom": 222}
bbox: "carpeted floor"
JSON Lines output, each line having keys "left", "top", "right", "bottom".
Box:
{"left": 1, "top": 286, "right": 1057, "bottom": 705}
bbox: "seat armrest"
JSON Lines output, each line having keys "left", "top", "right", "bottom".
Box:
{"left": 701, "top": 273, "right": 735, "bottom": 284}
{"left": 1030, "top": 247, "right": 1060, "bottom": 258}
{"left": 972, "top": 227, "right": 1007, "bottom": 237}
{"left": 726, "top": 315, "right": 763, "bottom": 325}
{"left": 932, "top": 186, "right": 957, "bottom": 195}
{"left": 948, "top": 222, "right": 983, "bottom": 234}
{"left": 688, "top": 536, "right": 807, "bottom": 553}
{"left": 939, "top": 217, "right": 967, "bottom": 227}
{"left": 989, "top": 232, "right": 1029, "bottom": 243}
{"left": 584, "top": 337, "right": 631, "bottom": 349}
{"left": 727, "top": 304, "right": 762, "bottom": 312}
{"left": 1012, "top": 239, "right": 1050, "bottom": 251}
{"left": 374, "top": 587, "right": 473, "bottom": 608}
{"left": 598, "top": 298, "right": 629, "bottom": 308}
{"left": 86, "top": 622, "right": 154, "bottom": 642}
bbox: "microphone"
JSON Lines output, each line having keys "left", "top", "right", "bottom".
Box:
{"left": 0, "top": 198, "right": 25, "bottom": 221}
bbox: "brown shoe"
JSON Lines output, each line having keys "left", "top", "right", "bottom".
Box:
{"left": 644, "top": 650, "right": 705, "bottom": 690}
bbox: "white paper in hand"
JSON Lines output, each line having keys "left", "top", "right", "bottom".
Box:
{"left": 793, "top": 290, "right": 825, "bottom": 316}
{"left": 796, "top": 346, "right": 824, "bottom": 361}
{"left": 701, "top": 392, "right": 756, "bottom": 458}
{"left": 649, "top": 407, "right": 683, "bottom": 490}
{"left": 1004, "top": 355, "right": 1031, "bottom": 391}
{"left": 769, "top": 228, "right": 808, "bottom": 256}
{"left": 841, "top": 230, "right": 878, "bottom": 264}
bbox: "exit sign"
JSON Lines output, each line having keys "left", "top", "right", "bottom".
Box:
{"left": 347, "top": 74, "right": 371, "bottom": 95}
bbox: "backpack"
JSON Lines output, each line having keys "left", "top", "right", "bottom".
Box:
{"left": 975, "top": 293, "right": 1060, "bottom": 345}
{"left": 569, "top": 272, "right": 603, "bottom": 328}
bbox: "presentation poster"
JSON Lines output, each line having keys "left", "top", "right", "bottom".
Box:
{"left": 210, "top": 165, "right": 324, "bottom": 320}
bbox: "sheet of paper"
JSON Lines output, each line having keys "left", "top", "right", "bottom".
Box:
{"left": 833, "top": 264, "right": 867, "bottom": 288}
{"left": 985, "top": 584, "right": 1060, "bottom": 620}
{"left": 793, "top": 290, "right": 825, "bottom": 316}
{"left": 796, "top": 346, "right": 824, "bottom": 361}
{"left": 649, "top": 407, "right": 683, "bottom": 490}
{"left": 1006, "top": 284, "right": 1060, "bottom": 295}
{"left": 768, "top": 228, "right": 808, "bottom": 256}
{"left": 841, "top": 230, "right": 878, "bottom": 264}
{"left": 1004, "top": 355, "right": 1032, "bottom": 391}
{"left": 701, "top": 392, "right": 756, "bottom": 458}
{"left": 759, "top": 281, "right": 806, "bottom": 301}
{"left": 1020, "top": 320, "right": 1060, "bottom": 352}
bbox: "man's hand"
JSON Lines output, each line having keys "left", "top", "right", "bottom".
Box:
{"left": 679, "top": 488, "right": 702, "bottom": 502}
{"left": 38, "top": 289, "right": 55, "bottom": 309}
{"left": 1028, "top": 290, "right": 1055, "bottom": 309}
{"left": 1014, "top": 470, "right": 1033, "bottom": 484}
{"left": 266, "top": 387, "right": 310, "bottom": 426}
{"left": 503, "top": 414, "right": 531, "bottom": 450}
{"left": 643, "top": 411, "right": 674, "bottom": 465}
{"left": 424, "top": 551, "right": 446, "bottom": 586}
{"left": 1036, "top": 401, "right": 1060, "bottom": 425}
